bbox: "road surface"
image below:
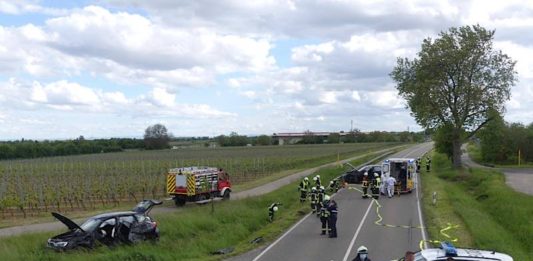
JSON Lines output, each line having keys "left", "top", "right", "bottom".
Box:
{"left": 0, "top": 146, "right": 403, "bottom": 238}
{"left": 461, "top": 145, "right": 533, "bottom": 195}
{"left": 228, "top": 142, "right": 433, "bottom": 261}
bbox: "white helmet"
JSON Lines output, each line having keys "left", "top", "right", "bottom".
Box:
{"left": 320, "top": 186, "right": 325, "bottom": 190}
{"left": 374, "top": 173, "right": 379, "bottom": 177}
{"left": 304, "top": 177, "right": 309, "bottom": 181}
{"left": 273, "top": 206, "right": 278, "bottom": 212}
{"left": 316, "top": 175, "right": 320, "bottom": 179}
{"left": 357, "top": 245, "right": 368, "bottom": 253}
{"left": 324, "top": 195, "right": 330, "bottom": 201}
{"left": 311, "top": 187, "right": 317, "bottom": 191}
{"left": 364, "top": 172, "right": 368, "bottom": 176}
{"left": 330, "top": 180, "right": 334, "bottom": 184}
{"left": 313, "top": 177, "right": 318, "bottom": 181}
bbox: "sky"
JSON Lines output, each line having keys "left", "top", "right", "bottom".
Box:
{"left": 0, "top": 0, "right": 532, "bottom": 140}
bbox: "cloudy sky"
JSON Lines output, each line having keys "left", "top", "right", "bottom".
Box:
{"left": 0, "top": 0, "right": 532, "bottom": 140}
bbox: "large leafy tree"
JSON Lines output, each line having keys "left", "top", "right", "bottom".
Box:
{"left": 391, "top": 25, "right": 517, "bottom": 167}
{"left": 144, "top": 124, "right": 170, "bottom": 150}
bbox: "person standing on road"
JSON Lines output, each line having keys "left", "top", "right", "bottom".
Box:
{"left": 319, "top": 195, "right": 330, "bottom": 235}
{"left": 316, "top": 186, "right": 325, "bottom": 217}
{"left": 371, "top": 173, "right": 380, "bottom": 199}
{"left": 327, "top": 198, "right": 338, "bottom": 238}
{"left": 426, "top": 156, "right": 431, "bottom": 172}
{"left": 352, "top": 246, "right": 371, "bottom": 261}
{"left": 386, "top": 175, "right": 397, "bottom": 198}
{"left": 298, "top": 177, "right": 310, "bottom": 203}
{"left": 416, "top": 158, "right": 421, "bottom": 173}
{"left": 361, "top": 172, "right": 370, "bottom": 198}
{"left": 310, "top": 187, "right": 318, "bottom": 213}
{"left": 315, "top": 174, "right": 322, "bottom": 188}
{"left": 380, "top": 172, "right": 387, "bottom": 195}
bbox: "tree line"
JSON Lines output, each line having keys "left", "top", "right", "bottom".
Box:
{"left": 0, "top": 137, "right": 144, "bottom": 160}
{"left": 477, "top": 113, "right": 533, "bottom": 164}
{"left": 214, "top": 130, "right": 426, "bottom": 147}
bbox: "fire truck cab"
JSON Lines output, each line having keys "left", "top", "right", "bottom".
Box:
{"left": 166, "top": 167, "right": 232, "bottom": 207}
{"left": 381, "top": 158, "right": 417, "bottom": 193}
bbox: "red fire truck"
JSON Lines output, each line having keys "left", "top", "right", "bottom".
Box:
{"left": 166, "top": 167, "right": 232, "bottom": 206}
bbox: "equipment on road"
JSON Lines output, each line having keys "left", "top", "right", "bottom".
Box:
{"left": 268, "top": 202, "right": 282, "bottom": 222}
{"left": 381, "top": 158, "right": 417, "bottom": 194}
{"left": 403, "top": 242, "right": 513, "bottom": 261}
{"left": 166, "top": 167, "right": 231, "bottom": 207}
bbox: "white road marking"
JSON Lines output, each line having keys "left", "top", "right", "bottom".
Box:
{"left": 253, "top": 190, "right": 340, "bottom": 261}
{"left": 342, "top": 200, "right": 374, "bottom": 261}
{"left": 252, "top": 212, "right": 313, "bottom": 261}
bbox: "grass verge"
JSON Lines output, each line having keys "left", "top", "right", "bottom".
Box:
{"left": 421, "top": 151, "right": 533, "bottom": 260}
{"left": 0, "top": 151, "right": 390, "bottom": 261}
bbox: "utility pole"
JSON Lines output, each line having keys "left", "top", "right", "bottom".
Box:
{"left": 351, "top": 120, "right": 353, "bottom": 132}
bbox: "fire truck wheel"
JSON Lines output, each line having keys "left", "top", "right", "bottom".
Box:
{"left": 174, "top": 196, "right": 186, "bottom": 207}
{"left": 222, "top": 190, "right": 231, "bottom": 200}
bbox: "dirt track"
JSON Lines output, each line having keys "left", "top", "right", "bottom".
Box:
{"left": 461, "top": 144, "right": 533, "bottom": 195}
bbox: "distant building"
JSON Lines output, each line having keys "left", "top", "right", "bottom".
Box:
{"left": 272, "top": 132, "right": 348, "bottom": 145}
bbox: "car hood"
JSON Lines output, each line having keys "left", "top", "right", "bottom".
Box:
{"left": 52, "top": 212, "right": 83, "bottom": 232}
{"left": 132, "top": 199, "right": 162, "bottom": 214}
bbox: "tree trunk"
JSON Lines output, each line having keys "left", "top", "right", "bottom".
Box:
{"left": 452, "top": 137, "right": 462, "bottom": 168}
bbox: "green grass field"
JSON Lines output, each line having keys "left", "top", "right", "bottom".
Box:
{"left": 0, "top": 143, "right": 398, "bottom": 219}
{"left": 421, "top": 152, "right": 533, "bottom": 260}
{"left": 0, "top": 152, "right": 385, "bottom": 261}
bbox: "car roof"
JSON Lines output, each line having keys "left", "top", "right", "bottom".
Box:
{"left": 420, "top": 248, "right": 513, "bottom": 261}
{"left": 90, "top": 211, "right": 137, "bottom": 220}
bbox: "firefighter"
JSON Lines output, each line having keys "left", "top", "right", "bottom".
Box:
{"left": 371, "top": 173, "right": 380, "bottom": 199}
{"left": 328, "top": 179, "right": 339, "bottom": 193}
{"left": 298, "top": 177, "right": 310, "bottom": 203}
{"left": 315, "top": 174, "right": 322, "bottom": 188}
{"left": 361, "top": 172, "right": 370, "bottom": 198}
{"left": 319, "top": 195, "right": 331, "bottom": 235}
{"left": 268, "top": 202, "right": 281, "bottom": 222}
{"left": 352, "top": 246, "right": 371, "bottom": 261}
{"left": 316, "top": 186, "right": 325, "bottom": 217}
{"left": 426, "top": 156, "right": 431, "bottom": 172}
{"left": 310, "top": 187, "right": 318, "bottom": 213}
{"left": 416, "top": 157, "right": 421, "bottom": 173}
{"left": 327, "top": 198, "right": 338, "bottom": 238}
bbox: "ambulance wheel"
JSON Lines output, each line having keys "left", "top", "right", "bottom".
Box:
{"left": 174, "top": 196, "right": 186, "bottom": 207}
{"left": 223, "top": 190, "right": 231, "bottom": 200}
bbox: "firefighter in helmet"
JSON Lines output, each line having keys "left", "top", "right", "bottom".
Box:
{"left": 426, "top": 156, "right": 431, "bottom": 172}
{"left": 319, "top": 195, "right": 331, "bottom": 235}
{"left": 268, "top": 202, "right": 281, "bottom": 222}
{"left": 352, "top": 245, "right": 371, "bottom": 261}
{"left": 361, "top": 172, "right": 370, "bottom": 198}
{"left": 298, "top": 177, "right": 310, "bottom": 203}
{"left": 371, "top": 173, "right": 381, "bottom": 199}
{"left": 310, "top": 187, "right": 318, "bottom": 213}
{"left": 316, "top": 186, "right": 325, "bottom": 217}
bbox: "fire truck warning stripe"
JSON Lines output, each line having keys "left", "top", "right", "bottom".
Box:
{"left": 187, "top": 176, "right": 195, "bottom": 195}
{"left": 167, "top": 174, "right": 176, "bottom": 194}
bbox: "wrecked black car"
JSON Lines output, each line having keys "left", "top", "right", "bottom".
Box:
{"left": 47, "top": 199, "right": 162, "bottom": 251}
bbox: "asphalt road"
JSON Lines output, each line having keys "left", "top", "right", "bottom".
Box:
{"left": 228, "top": 142, "right": 433, "bottom": 261}
{"left": 461, "top": 145, "right": 533, "bottom": 196}
{"left": 0, "top": 146, "right": 402, "bottom": 238}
